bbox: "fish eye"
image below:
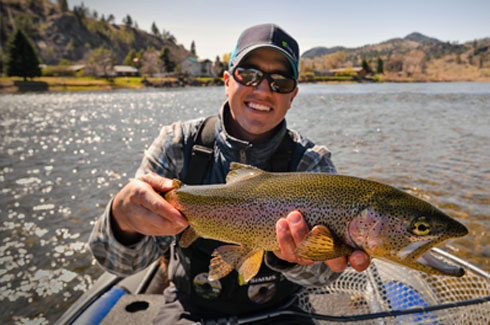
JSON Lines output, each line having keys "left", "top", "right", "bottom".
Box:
{"left": 411, "top": 217, "right": 431, "bottom": 236}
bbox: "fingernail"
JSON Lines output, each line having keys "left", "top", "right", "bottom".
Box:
{"left": 176, "top": 216, "right": 188, "bottom": 228}
{"left": 289, "top": 212, "right": 301, "bottom": 224}
{"left": 277, "top": 221, "right": 288, "bottom": 231}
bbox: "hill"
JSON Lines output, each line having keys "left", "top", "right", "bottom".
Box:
{"left": 302, "top": 46, "right": 348, "bottom": 59}
{"left": 300, "top": 32, "right": 490, "bottom": 82}
{"left": 0, "top": 0, "right": 191, "bottom": 66}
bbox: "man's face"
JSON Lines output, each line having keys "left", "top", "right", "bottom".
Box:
{"left": 224, "top": 48, "right": 298, "bottom": 143}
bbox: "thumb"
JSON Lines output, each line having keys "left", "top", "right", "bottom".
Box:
{"left": 137, "top": 173, "right": 179, "bottom": 193}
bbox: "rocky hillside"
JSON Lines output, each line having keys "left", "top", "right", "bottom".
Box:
{"left": 1, "top": 0, "right": 191, "bottom": 65}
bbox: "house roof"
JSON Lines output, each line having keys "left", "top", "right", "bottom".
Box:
{"left": 113, "top": 65, "right": 139, "bottom": 73}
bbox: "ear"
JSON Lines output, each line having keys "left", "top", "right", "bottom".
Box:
{"left": 224, "top": 71, "right": 231, "bottom": 97}
{"left": 287, "top": 87, "right": 299, "bottom": 110}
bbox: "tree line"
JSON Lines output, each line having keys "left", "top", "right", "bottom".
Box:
{"left": 3, "top": 27, "right": 229, "bottom": 80}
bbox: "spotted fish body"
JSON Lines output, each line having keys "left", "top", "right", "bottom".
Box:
{"left": 165, "top": 163, "right": 468, "bottom": 282}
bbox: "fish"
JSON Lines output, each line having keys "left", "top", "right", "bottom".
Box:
{"left": 164, "top": 163, "right": 468, "bottom": 282}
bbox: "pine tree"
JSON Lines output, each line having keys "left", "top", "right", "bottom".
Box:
{"left": 190, "top": 41, "right": 196, "bottom": 56}
{"left": 376, "top": 57, "right": 384, "bottom": 74}
{"left": 58, "top": 0, "right": 69, "bottom": 12}
{"left": 5, "top": 29, "right": 41, "bottom": 81}
{"left": 151, "top": 22, "right": 160, "bottom": 36}
{"left": 123, "top": 14, "right": 133, "bottom": 28}
{"left": 159, "top": 46, "right": 175, "bottom": 72}
{"left": 361, "top": 59, "right": 372, "bottom": 74}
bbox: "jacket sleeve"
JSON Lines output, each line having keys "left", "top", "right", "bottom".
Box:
{"left": 88, "top": 121, "right": 191, "bottom": 276}
{"left": 264, "top": 138, "right": 342, "bottom": 287}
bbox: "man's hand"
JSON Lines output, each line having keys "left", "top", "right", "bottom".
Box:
{"left": 111, "top": 173, "right": 188, "bottom": 244}
{"left": 274, "top": 211, "right": 370, "bottom": 272}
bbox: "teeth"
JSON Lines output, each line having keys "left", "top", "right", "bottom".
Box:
{"left": 248, "top": 102, "right": 271, "bottom": 112}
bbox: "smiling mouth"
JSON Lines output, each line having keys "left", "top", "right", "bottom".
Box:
{"left": 247, "top": 102, "right": 272, "bottom": 112}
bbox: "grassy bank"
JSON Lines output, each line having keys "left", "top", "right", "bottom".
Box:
{"left": 0, "top": 76, "right": 224, "bottom": 93}
{"left": 1, "top": 74, "right": 488, "bottom": 94}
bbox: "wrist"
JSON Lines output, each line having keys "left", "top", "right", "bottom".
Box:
{"left": 264, "top": 251, "right": 297, "bottom": 271}
{"left": 110, "top": 204, "right": 143, "bottom": 246}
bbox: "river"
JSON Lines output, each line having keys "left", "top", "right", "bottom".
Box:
{"left": 0, "top": 82, "right": 489, "bottom": 324}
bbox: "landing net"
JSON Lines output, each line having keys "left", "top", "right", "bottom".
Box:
{"left": 297, "top": 249, "right": 490, "bottom": 324}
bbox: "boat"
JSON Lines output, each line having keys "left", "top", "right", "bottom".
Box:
{"left": 57, "top": 248, "right": 490, "bottom": 324}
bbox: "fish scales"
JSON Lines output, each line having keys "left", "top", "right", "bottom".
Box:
{"left": 165, "top": 163, "right": 468, "bottom": 282}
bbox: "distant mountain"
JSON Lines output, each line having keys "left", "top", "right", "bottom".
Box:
{"left": 1, "top": 0, "right": 191, "bottom": 65}
{"left": 302, "top": 46, "right": 348, "bottom": 59}
{"left": 403, "top": 32, "right": 441, "bottom": 45}
{"left": 301, "top": 32, "right": 443, "bottom": 59}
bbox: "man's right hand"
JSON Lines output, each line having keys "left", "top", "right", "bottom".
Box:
{"left": 111, "top": 173, "right": 188, "bottom": 245}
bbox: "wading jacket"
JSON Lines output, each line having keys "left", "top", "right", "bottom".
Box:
{"left": 89, "top": 102, "right": 340, "bottom": 314}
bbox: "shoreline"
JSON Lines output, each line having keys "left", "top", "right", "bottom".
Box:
{"left": 1, "top": 76, "right": 489, "bottom": 94}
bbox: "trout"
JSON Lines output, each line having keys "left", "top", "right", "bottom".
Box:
{"left": 165, "top": 163, "right": 468, "bottom": 282}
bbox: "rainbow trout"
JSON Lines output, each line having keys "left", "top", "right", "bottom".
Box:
{"left": 165, "top": 163, "right": 468, "bottom": 282}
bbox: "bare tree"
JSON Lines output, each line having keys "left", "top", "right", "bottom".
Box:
{"left": 86, "top": 47, "right": 115, "bottom": 77}
{"left": 140, "top": 50, "right": 161, "bottom": 76}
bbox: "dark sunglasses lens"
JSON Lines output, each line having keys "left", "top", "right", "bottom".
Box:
{"left": 234, "top": 68, "right": 262, "bottom": 86}
{"left": 234, "top": 68, "right": 295, "bottom": 93}
{"left": 269, "top": 74, "right": 296, "bottom": 93}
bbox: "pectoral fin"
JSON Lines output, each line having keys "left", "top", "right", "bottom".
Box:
{"left": 209, "top": 245, "right": 248, "bottom": 281}
{"left": 179, "top": 227, "right": 200, "bottom": 248}
{"left": 236, "top": 249, "right": 264, "bottom": 283}
{"left": 296, "top": 225, "right": 353, "bottom": 261}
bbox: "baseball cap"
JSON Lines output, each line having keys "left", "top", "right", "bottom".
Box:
{"left": 229, "top": 24, "right": 300, "bottom": 79}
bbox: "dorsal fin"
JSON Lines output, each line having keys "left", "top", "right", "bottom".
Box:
{"left": 226, "top": 163, "right": 265, "bottom": 184}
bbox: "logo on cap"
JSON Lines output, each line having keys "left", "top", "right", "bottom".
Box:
{"left": 281, "top": 41, "right": 294, "bottom": 59}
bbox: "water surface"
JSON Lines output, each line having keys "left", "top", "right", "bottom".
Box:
{"left": 0, "top": 82, "right": 489, "bottom": 323}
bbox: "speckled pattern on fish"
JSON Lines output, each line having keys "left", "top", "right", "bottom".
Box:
{"left": 165, "top": 163, "right": 468, "bottom": 282}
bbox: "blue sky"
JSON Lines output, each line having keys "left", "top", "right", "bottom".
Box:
{"left": 68, "top": 0, "right": 490, "bottom": 61}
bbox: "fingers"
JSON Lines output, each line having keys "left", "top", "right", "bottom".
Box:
{"left": 111, "top": 173, "right": 188, "bottom": 238}
{"left": 324, "top": 256, "right": 348, "bottom": 273}
{"left": 137, "top": 173, "right": 177, "bottom": 193}
{"left": 324, "top": 250, "right": 371, "bottom": 273}
{"left": 274, "top": 211, "right": 314, "bottom": 265}
{"left": 286, "top": 211, "right": 310, "bottom": 245}
{"left": 131, "top": 179, "right": 187, "bottom": 227}
{"left": 275, "top": 218, "right": 296, "bottom": 262}
{"left": 348, "top": 250, "right": 371, "bottom": 272}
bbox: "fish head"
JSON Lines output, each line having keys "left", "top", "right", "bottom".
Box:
{"left": 348, "top": 187, "right": 468, "bottom": 276}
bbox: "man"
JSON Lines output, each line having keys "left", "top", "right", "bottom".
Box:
{"left": 89, "top": 24, "right": 370, "bottom": 323}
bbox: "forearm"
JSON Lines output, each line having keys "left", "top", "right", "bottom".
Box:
{"left": 88, "top": 199, "right": 172, "bottom": 276}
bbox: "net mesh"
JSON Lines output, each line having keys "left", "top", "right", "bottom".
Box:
{"left": 297, "top": 253, "right": 490, "bottom": 324}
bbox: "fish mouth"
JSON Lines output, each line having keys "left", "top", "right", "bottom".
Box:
{"left": 416, "top": 249, "right": 465, "bottom": 277}
{"left": 396, "top": 240, "right": 465, "bottom": 276}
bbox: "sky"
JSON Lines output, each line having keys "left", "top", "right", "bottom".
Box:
{"left": 68, "top": 0, "right": 490, "bottom": 61}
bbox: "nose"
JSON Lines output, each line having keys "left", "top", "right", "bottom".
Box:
{"left": 254, "top": 77, "right": 273, "bottom": 94}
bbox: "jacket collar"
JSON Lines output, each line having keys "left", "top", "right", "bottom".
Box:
{"left": 215, "top": 102, "right": 287, "bottom": 170}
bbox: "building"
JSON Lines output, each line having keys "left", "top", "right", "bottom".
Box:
{"left": 314, "top": 67, "right": 365, "bottom": 77}
{"left": 113, "top": 65, "right": 139, "bottom": 77}
{"left": 181, "top": 57, "right": 214, "bottom": 77}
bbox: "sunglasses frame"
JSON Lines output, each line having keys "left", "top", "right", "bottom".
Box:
{"left": 231, "top": 66, "right": 297, "bottom": 94}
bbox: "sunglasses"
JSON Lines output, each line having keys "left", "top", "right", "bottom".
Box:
{"left": 232, "top": 67, "right": 297, "bottom": 94}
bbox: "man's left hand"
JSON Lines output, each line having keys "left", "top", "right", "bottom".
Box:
{"left": 274, "top": 210, "right": 370, "bottom": 272}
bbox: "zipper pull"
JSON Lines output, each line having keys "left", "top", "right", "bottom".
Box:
{"left": 239, "top": 149, "right": 247, "bottom": 163}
